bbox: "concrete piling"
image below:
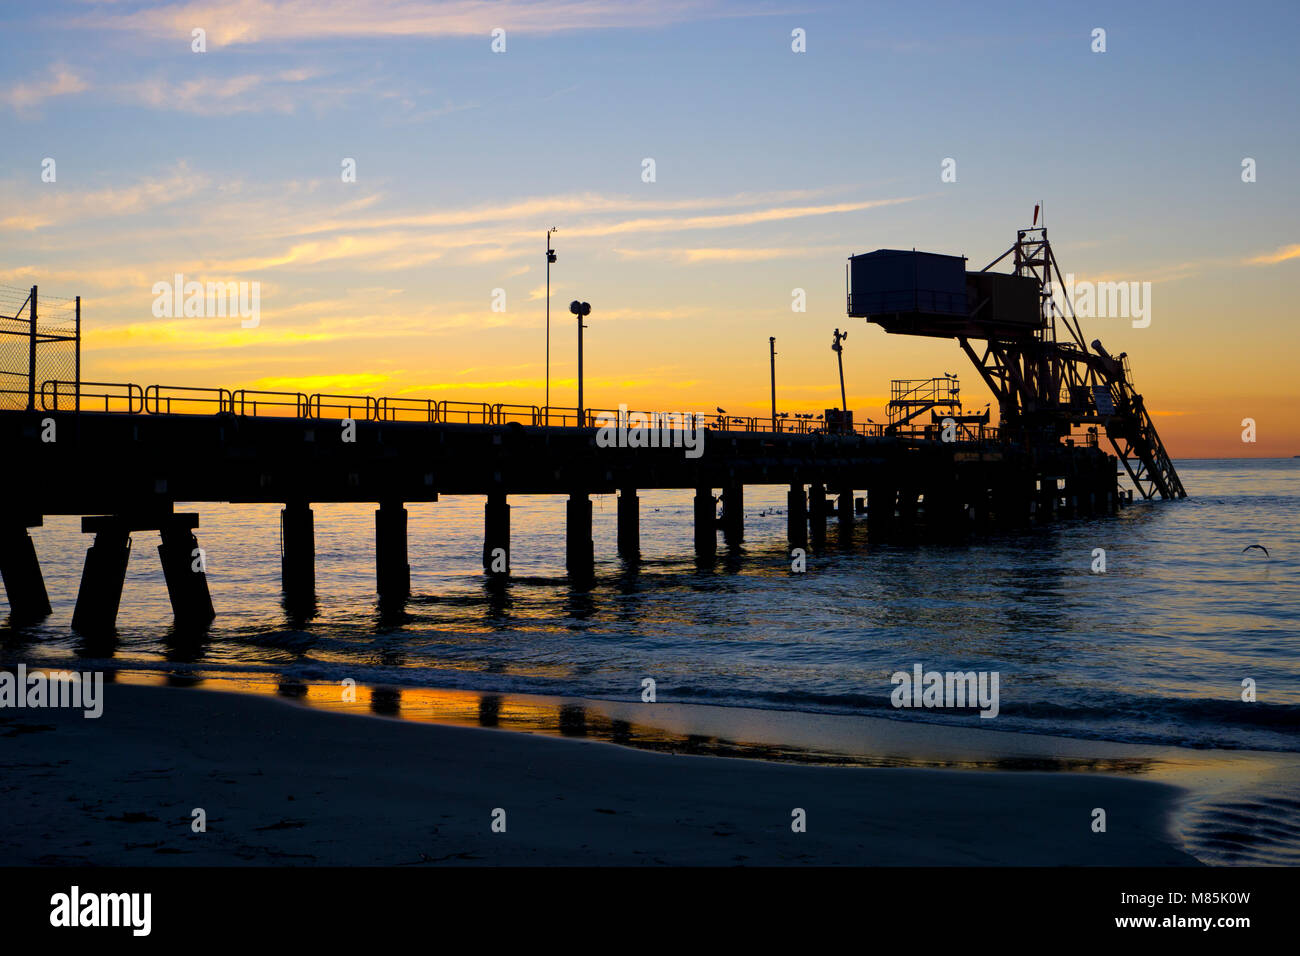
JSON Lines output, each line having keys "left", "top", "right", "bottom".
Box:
{"left": 157, "top": 517, "right": 215, "bottom": 629}
{"left": 721, "top": 482, "right": 744, "bottom": 546}
{"left": 0, "top": 518, "right": 51, "bottom": 622}
{"left": 281, "top": 502, "right": 315, "bottom": 602}
{"left": 787, "top": 483, "right": 808, "bottom": 550}
{"left": 808, "top": 482, "right": 828, "bottom": 549}
{"left": 484, "top": 491, "right": 510, "bottom": 576}
{"left": 375, "top": 500, "right": 410, "bottom": 598}
{"left": 71, "top": 520, "right": 132, "bottom": 635}
{"left": 566, "top": 493, "right": 595, "bottom": 581}
{"left": 617, "top": 488, "right": 639, "bottom": 560}
{"left": 693, "top": 487, "right": 716, "bottom": 559}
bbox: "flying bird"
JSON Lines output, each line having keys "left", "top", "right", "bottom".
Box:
{"left": 1242, "top": 544, "right": 1270, "bottom": 557}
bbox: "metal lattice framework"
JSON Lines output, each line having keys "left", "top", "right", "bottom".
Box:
{"left": 957, "top": 228, "right": 1185, "bottom": 500}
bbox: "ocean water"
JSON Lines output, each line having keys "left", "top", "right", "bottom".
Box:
{"left": 3, "top": 459, "right": 1298, "bottom": 754}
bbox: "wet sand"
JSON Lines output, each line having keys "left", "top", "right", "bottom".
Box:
{"left": 0, "top": 679, "right": 1205, "bottom": 865}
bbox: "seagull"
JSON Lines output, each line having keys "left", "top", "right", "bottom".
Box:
{"left": 1242, "top": 544, "right": 1270, "bottom": 557}
{"left": 716, "top": 407, "right": 726, "bottom": 415}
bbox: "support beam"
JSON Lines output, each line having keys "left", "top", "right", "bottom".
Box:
{"left": 71, "top": 523, "right": 132, "bottom": 635}
{"left": 787, "top": 483, "right": 807, "bottom": 550}
{"left": 157, "top": 519, "right": 215, "bottom": 629}
{"left": 720, "top": 482, "right": 744, "bottom": 546}
{"left": 616, "top": 488, "right": 639, "bottom": 560}
{"left": 0, "top": 519, "right": 52, "bottom": 622}
{"left": 281, "top": 502, "right": 315, "bottom": 602}
{"left": 566, "top": 493, "right": 594, "bottom": 581}
{"left": 375, "top": 500, "right": 410, "bottom": 598}
{"left": 693, "top": 487, "right": 717, "bottom": 559}
{"left": 483, "top": 491, "right": 510, "bottom": 576}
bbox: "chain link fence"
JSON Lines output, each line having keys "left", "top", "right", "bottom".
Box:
{"left": 0, "top": 284, "right": 80, "bottom": 410}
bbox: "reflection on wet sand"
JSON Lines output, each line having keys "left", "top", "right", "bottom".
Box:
{"left": 109, "top": 668, "right": 1173, "bottom": 775}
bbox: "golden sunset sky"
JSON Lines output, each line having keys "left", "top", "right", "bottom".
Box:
{"left": 2, "top": 0, "right": 1297, "bottom": 458}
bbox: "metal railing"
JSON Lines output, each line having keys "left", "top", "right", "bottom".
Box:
{"left": 229, "top": 389, "right": 309, "bottom": 417}
{"left": 376, "top": 397, "right": 439, "bottom": 423}
{"left": 310, "top": 394, "right": 379, "bottom": 420}
{"left": 12, "top": 378, "right": 1006, "bottom": 443}
{"left": 145, "top": 385, "right": 231, "bottom": 415}
{"left": 41, "top": 380, "right": 144, "bottom": 414}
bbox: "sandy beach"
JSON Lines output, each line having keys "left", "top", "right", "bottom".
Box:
{"left": 0, "top": 679, "right": 1206, "bottom": 866}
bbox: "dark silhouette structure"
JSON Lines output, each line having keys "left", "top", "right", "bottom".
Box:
{"left": 1, "top": 225, "right": 1181, "bottom": 633}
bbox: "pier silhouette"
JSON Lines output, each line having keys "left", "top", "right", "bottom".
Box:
{"left": 0, "top": 226, "right": 1181, "bottom": 634}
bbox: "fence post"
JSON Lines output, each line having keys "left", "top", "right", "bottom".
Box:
{"left": 27, "top": 285, "right": 37, "bottom": 410}
{"left": 75, "top": 295, "right": 81, "bottom": 412}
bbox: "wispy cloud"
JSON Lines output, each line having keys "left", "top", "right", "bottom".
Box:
{"left": 0, "top": 164, "right": 210, "bottom": 230}
{"left": 119, "top": 67, "right": 326, "bottom": 114}
{"left": 84, "top": 0, "right": 775, "bottom": 49}
{"left": 253, "top": 372, "right": 393, "bottom": 391}
{"left": 2, "top": 63, "right": 88, "bottom": 111}
{"left": 614, "top": 245, "right": 840, "bottom": 264}
{"left": 1247, "top": 243, "right": 1300, "bottom": 266}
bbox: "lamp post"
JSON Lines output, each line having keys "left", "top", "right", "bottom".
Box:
{"left": 570, "top": 300, "right": 591, "bottom": 424}
{"left": 545, "top": 228, "right": 557, "bottom": 424}
{"left": 832, "top": 328, "right": 849, "bottom": 431}
{"left": 769, "top": 336, "right": 777, "bottom": 430}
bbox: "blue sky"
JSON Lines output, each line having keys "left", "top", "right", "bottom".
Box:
{"left": 2, "top": 0, "right": 1298, "bottom": 454}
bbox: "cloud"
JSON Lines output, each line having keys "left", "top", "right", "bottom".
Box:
{"left": 2, "top": 64, "right": 88, "bottom": 110}
{"left": 0, "top": 164, "right": 210, "bottom": 230}
{"left": 1247, "top": 243, "right": 1300, "bottom": 266}
{"left": 120, "top": 68, "right": 323, "bottom": 115}
{"left": 614, "top": 246, "right": 840, "bottom": 263}
{"left": 529, "top": 197, "right": 920, "bottom": 240}
{"left": 271, "top": 188, "right": 837, "bottom": 240}
{"left": 84, "top": 0, "right": 775, "bottom": 49}
{"left": 253, "top": 372, "right": 392, "bottom": 391}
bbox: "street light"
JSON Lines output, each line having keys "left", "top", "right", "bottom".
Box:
{"left": 545, "top": 228, "right": 557, "bottom": 424}
{"left": 769, "top": 335, "right": 777, "bottom": 430}
{"left": 569, "top": 299, "right": 591, "bottom": 424}
{"left": 831, "top": 328, "right": 849, "bottom": 417}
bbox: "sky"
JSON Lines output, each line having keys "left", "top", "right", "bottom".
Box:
{"left": 1, "top": 0, "right": 1297, "bottom": 458}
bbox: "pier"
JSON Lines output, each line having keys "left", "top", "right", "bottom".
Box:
{"left": 0, "top": 394, "right": 1117, "bottom": 633}
{"left": 0, "top": 226, "right": 1182, "bottom": 633}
